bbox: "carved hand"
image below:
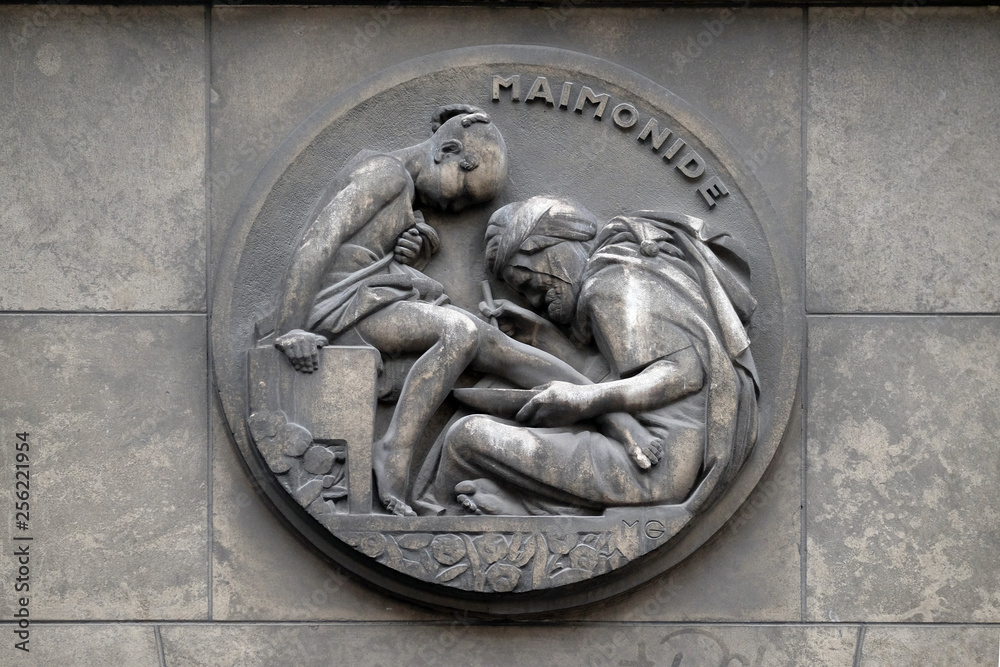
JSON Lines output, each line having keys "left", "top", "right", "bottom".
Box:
{"left": 393, "top": 226, "right": 424, "bottom": 266}
{"left": 274, "top": 329, "right": 329, "bottom": 373}
{"left": 516, "top": 380, "right": 590, "bottom": 426}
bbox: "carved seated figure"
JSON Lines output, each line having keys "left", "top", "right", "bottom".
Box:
{"left": 415, "top": 197, "right": 760, "bottom": 516}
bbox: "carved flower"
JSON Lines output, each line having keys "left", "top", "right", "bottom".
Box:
{"left": 568, "top": 544, "right": 600, "bottom": 572}
{"left": 358, "top": 533, "right": 386, "bottom": 558}
{"left": 547, "top": 532, "right": 578, "bottom": 555}
{"left": 343, "top": 532, "right": 386, "bottom": 558}
{"left": 431, "top": 534, "right": 466, "bottom": 565}
{"left": 303, "top": 445, "right": 335, "bottom": 475}
{"left": 477, "top": 534, "right": 509, "bottom": 564}
{"left": 485, "top": 563, "right": 520, "bottom": 592}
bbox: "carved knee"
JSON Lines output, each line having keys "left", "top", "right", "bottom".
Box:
{"left": 439, "top": 311, "right": 480, "bottom": 361}
{"left": 444, "top": 414, "right": 495, "bottom": 456}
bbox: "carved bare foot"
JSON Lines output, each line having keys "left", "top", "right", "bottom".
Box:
{"left": 454, "top": 479, "right": 528, "bottom": 516}
{"left": 456, "top": 486, "right": 484, "bottom": 515}
{"left": 383, "top": 495, "right": 416, "bottom": 517}
{"left": 373, "top": 437, "right": 415, "bottom": 517}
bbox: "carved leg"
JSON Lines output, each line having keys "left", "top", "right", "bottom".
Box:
{"left": 353, "top": 302, "right": 481, "bottom": 515}
{"left": 468, "top": 317, "right": 589, "bottom": 388}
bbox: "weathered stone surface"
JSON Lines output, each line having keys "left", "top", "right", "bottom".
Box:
{"left": 211, "top": 407, "right": 434, "bottom": 621}
{"left": 0, "top": 316, "right": 208, "bottom": 619}
{"left": 210, "top": 6, "right": 802, "bottom": 270}
{"left": 9, "top": 624, "right": 160, "bottom": 666}
{"left": 569, "top": 398, "right": 801, "bottom": 622}
{"left": 160, "top": 623, "right": 857, "bottom": 666}
{"left": 0, "top": 6, "right": 206, "bottom": 311}
{"left": 859, "top": 625, "right": 1000, "bottom": 666}
{"left": 807, "top": 317, "right": 1000, "bottom": 622}
{"left": 807, "top": 8, "right": 1000, "bottom": 313}
{"left": 210, "top": 14, "right": 801, "bottom": 609}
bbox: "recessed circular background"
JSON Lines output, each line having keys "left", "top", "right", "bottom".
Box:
{"left": 212, "top": 46, "right": 801, "bottom": 616}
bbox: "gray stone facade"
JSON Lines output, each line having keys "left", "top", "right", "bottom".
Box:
{"left": 0, "top": 4, "right": 997, "bottom": 665}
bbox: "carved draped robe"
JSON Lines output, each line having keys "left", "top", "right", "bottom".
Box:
{"left": 414, "top": 212, "right": 758, "bottom": 516}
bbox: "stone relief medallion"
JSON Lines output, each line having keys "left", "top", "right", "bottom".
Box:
{"left": 212, "top": 46, "right": 801, "bottom": 615}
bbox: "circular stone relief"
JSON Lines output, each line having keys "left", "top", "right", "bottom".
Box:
{"left": 212, "top": 46, "right": 800, "bottom": 615}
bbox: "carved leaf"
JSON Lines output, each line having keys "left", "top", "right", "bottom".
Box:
{"left": 436, "top": 563, "right": 469, "bottom": 583}
{"left": 294, "top": 478, "right": 323, "bottom": 507}
{"left": 396, "top": 533, "right": 433, "bottom": 551}
{"left": 462, "top": 534, "right": 486, "bottom": 592}
{"left": 547, "top": 532, "right": 578, "bottom": 555}
{"left": 508, "top": 533, "right": 536, "bottom": 567}
{"left": 322, "top": 470, "right": 344, "bottom": 488}
{"left": 532, "top": 534, "right": 549, "bottom": 589}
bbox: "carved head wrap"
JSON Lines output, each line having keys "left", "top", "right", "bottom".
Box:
{"left": 485, "top": 197, "right": 597, "bottom": 282}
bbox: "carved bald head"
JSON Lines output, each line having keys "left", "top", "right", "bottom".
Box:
{"left": 415, "top": 105, "right": 508, "bottom": 213}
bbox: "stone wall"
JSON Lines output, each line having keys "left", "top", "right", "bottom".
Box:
{"left": 0, "top": 5, "right": 997, "bottom": 665}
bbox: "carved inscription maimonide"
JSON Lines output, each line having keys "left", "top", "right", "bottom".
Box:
{"left": 212, "top": 46, "right": 800, "bottom": 615}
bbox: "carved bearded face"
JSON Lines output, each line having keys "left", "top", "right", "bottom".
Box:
{"left": 501, "top": 242, "right": 587, "bottom": 325}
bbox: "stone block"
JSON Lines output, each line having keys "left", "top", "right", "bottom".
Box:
{"left": 0, "top": 315, "right": 208, "bottom": 619}
{"left": 0, "top": 6, "right": 206, "bottom": 311}
{"left": 807, "top": 8, "right": 1000, "bottom": 313}
{"left": 9, "top": 624, "right": 160, "bottom": 666}
{"left": 160, "top": 622, "right": 858, "bottom": 666}
{"left": 248, "top": 346, "right": 379, "bottom": 514}
{"left": 859, "top": 625, "right": 1000, "bottom": 666}
{"left": 807, "top": 316, "right": 1000, "bottom": 622}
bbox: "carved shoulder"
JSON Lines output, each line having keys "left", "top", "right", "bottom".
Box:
{"left": 340, "top": 152, "right": 414, "bottom": 206}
